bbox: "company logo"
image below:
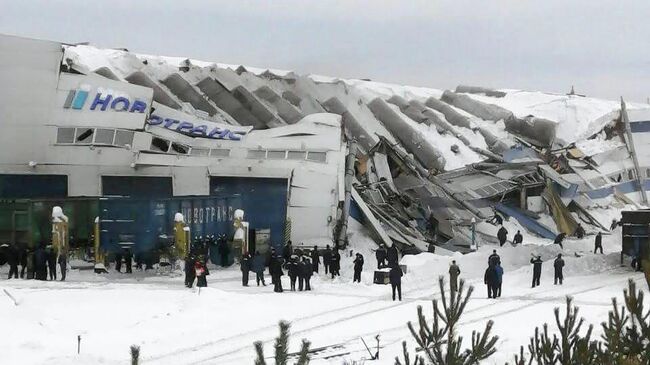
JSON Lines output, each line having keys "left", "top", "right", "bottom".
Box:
{"left": 63, "top": 86, "right": 147, "bottom": 113}
{"left": 147, "top": 114, "right": 246, "bottom": 141}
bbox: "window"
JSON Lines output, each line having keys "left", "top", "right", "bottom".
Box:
{"left": 247, "top": 150, "right": 266, "bottom": 159}
{"left": 170, "top": 142, "right": 189, "bottom": 155}
{"left": 191, "top": 148, "right": 210, "bottom": 156}
{"left": 287, "top": 151, "right": 306, "bottom": 160}
{"left": 94, "top": 128, "right": 115, "bottom": 145}
{"left": 56, "top": 128, "right": 75, "bottom": 143}
{"left": 211, "top": 148, "right": 230, "bottom": 158}
{"left": 75, "top": 128, "right": 94, "bottom": 144}
{"left": 307, "top": 151, "right": 327, "bottom": 163}
{"left": 267, "top": 150, "right": 286, "bottom": 159}
{"left": 114, "top": 130, "right": 134, "bottom": 147}
{"left": 628, "top": 169, "right": 636, "bottom": 181}
{"left": 150, "top": 137, "right": 170, "bottom": 153}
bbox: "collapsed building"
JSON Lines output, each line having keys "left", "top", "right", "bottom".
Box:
{"left": 1, "top": 33, "right": 648, "bottom": 261}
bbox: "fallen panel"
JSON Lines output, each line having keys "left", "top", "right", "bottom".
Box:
{"left": 424, "top": 97, "right": 472, "bottom": 128}
{"left": 232, "top": 85, "right": 285, "bottom": 128}
{"left": 126, "top": 71, "right": 181, "bottom": 110}
{"left": 254, "top": 86, "right": 304, "bottom": 124}
{"left": 351, "top": 188, "right": 393, "bottom": 247}
{"left": 161, "top": 73, "right": 218, "bottom": 115}
{"left": 495, "top": 203, "right": 557, "bottom": 239}
{"left": 455, "top": 85, "right": 506, "bottom": 98}
{"left": 441, "top": 90, "right": 515, "bottom": 123}
{"left": 196, "top": 77, "right": 265, "bottom": 128}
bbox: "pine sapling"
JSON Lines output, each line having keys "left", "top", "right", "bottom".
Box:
{"left": 130, "top": 345, "right": 140, "bottom": 365}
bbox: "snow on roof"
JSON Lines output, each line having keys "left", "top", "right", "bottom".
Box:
{"left": 575, "top": 136, "right": 624, "bottom": 157}
{"left": 465, "top": 90, "right": 624, "bottom": 144}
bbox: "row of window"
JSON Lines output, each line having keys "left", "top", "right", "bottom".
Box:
{"left": 56, "top": 128, "right": 328, "bottom": 163}
{"left": 246, "top": 149, "right": 327, "bottom": 163}
{"left": 57, "top": 127, "right": 134, "bottom": 147}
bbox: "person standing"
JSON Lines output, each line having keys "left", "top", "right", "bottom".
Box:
{"left": 375, "top": 246, "right": 387, "bottom": 269}
{"left": 7, "top": 244, "right": 19, "bottom": 279}
{"left": 330, "top": 249, "right": 341, "bottom": 279}
{"left": 241, "top": 252, "right": 251, "bottom": 287}
{"left": 387, "top": 245, "right": 399, "bottom": 267}
{"left": 323, "top": 245, "right": 332, "bottom": 274}
{"left": 310, "top": 246, "right": 320, "bottom": 273}
{"left": 34, "top": 244, "right": 47, "bottom": 281}
{"left": 497, "top": 225, "right": 508, "bottom": 247}
{"left": 252, "top": 251, "right": 266, "bottom": 286}
{"left": 594, "top": 232, "right": 603, "bottom": 254}
{"left": 484, "top": 265, "right": 498, "bottom": 298}
{"left": 554, "top": 233, "right": 566, "bottom": 249}
{"left": 389, "top": 263, "right": 403, "bottom": 301}
{"left": 575, "top": 223, "right": 585, "bottom": 239}
{"left": 353, "top": 253, "right": 364, "bottom": 283}
{"left": 449, "top": 260, "right": 461, "bottom": 294}
{"left": 115, "top": 250, "right": 123, "bottom": 273}
{"left": 513, "top": 231, "right": 523, "bottom": 245}
{"left": 495, "top": 263, "right": 504, "bottom": 297}
{"left": 184, "top": 254, "right": 196, "bottom": 288}
{"left": 46, "top": 245, "right": 57, "bottom": 280}
{"left": 287, "top": 256, "right": 299, "bottom": 291}
{"left": 554, "top": 254, "right": 565, "bottom": 285}
{"left": 270, "top": 254, "right": 284, "bottom": 293}
{"left": 282, "top": 240, "right": 293, "bottom": 262}
{"left": 124, "top": 248, "right": 133, "bottom": 274}
{"left": 195, "top": 259, "right": 207, "bottom": 288}
{"left": 530, "top": 255, "right": 543, "bottom": 288}
{"left": 300, "top": 257, "right": 312, "bottom": 291}
{"left": 58, "top": 251, "right": 67, "bottom": 281}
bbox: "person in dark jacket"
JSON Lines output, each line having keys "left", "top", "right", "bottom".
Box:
{"left": 497, "top": 226, "right": 508, "bottom": 247}
{"left": 495, "top": 264, "right": 504, "bottom": 297}
{"left": 484, "top": 265, "right": 498, "bottom": 298}
{"left": 34, "top": 244, "right": 47, "bottom": 281}
{"left": 270, "top": 255, "right": 284, "bottom": 293}
{"left": 449, "top": 260, "right": 460, "bottom": 294}
{"left": 513, "top": 231, "right": 523, "bottom": 245}
{"left": 323, "top": 245, "right": 332, "bottom": 274}
{"left": 286, "top": 256, "right": 299, "bottom": 291}
{"left": 46, "top": 245, "right": 57, "bottom": 280}
{"left": 184, "top": 254, "right": 196, "bottom": 288}
{"left": 311, "top": 246, "right": 320, "bottom": 273}
{"left": 554, "top": 233, "right": 566, "bottom": 249}
{"left": 124, "top": 248, "right": 133, "bottom": 274}
{"left": 115, "top": 250, "right": 123, "bottom": 273}
{"left": 353, "top": 253, "right": 364, "bottom": 283}
{"left": 575, "top": 223, "right": 585, "bottom": 239}
{"left": 530, "top": 256, "right": 543, "bottom": 288}
{"left": 26, "top": 248, "right": 35, "bottom": 279}
{"left": 241, "top": 252, "right": 251, "bottom": 287}
{"left": 375, "top": 246, "right": 387, "bottom": 269}
{"left": 252, "top": 251, "right": 266, "bottom": 286}
{"left": 488, "top": 250, "right": 501, "bottom": 267}
{"left": 7, "top": 244, "right": 19, "bottom": 279}
{"left": 58, "top": 252, "right": 67, "bottom": 281}
{"left": 389, "top": 263, "right": 403, "bottom": 301}
{"left": 300, "top": 257, "right": 312, "bottom": 291}
{"left": 594, "top": 232, "right": 603, "bottom": 254}
{"left": 554, "top": 254, "right": 565, "bottom": 285}
{"left": 330, "top": 249, "right": 341, "bottom": 278}
{"left": 282, "top": 240, "right": 293, "bottom": 261}
{"left": 387, "top": 245, "right": 399, "bottom": 266}
{"left": 195, "top": 259, "right": 208, "bottom": 288}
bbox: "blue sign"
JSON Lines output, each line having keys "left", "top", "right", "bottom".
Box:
{"left": 63, "top": 88, "right": 147, "bottom": 113}
{"left": 147, "top": 114, "right": 245, "bottom": 141}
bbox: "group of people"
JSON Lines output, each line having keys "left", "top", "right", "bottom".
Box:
{"left": 2, "top": 243, "right": 67, "bottom": 281}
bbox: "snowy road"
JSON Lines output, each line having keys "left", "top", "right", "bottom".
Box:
{"left": 1, "top": 229, "right": 646, "bottom": 365}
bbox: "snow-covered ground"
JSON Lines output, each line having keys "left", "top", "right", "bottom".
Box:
{"left": 0, "top": 220, "right": 645, "bottom": 365}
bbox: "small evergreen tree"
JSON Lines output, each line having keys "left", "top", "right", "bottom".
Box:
{"left": 130, "top": 345, "right": 140, "bottom": 365}
{"left": 254, "top": 320, "right": 311, "bottom": 365}
{"left": 397, "top": 277, "right": 498, "bottom": 365}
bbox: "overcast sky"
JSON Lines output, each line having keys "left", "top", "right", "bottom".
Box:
{"left": 1, "top": 0, "right": 648, "bottom": 102}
